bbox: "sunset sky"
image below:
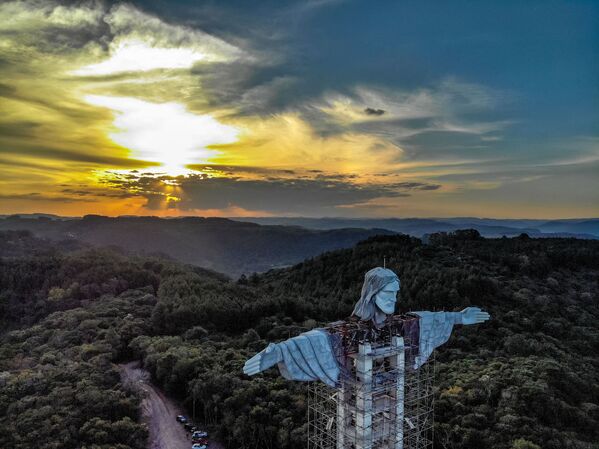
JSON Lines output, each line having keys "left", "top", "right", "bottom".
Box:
{"left": 0, "top": 0, "right": 597, "bottom": 218}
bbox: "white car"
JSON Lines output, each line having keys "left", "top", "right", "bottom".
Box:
{"left": 192, "top": 444, "right": 207, "bottom": 449}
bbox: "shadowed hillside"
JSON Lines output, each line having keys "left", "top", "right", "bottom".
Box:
{"left": 0, "top": 215, "right": 395, "bottom": 277}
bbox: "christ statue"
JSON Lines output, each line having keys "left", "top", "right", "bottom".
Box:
{"left": 243, "top": 267, "right": 490, "bottom": 387}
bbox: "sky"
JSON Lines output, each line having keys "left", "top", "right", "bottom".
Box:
{"left": 0, "top": 0, "right": 597, "bottom": 219}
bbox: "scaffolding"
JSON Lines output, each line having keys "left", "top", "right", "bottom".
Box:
{"left": 307, "top": 316, "right": 434, "bottom": 449}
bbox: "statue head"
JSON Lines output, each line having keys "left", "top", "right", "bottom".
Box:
{"left": 352, "top": 267, "right": 400, "bottom": 326}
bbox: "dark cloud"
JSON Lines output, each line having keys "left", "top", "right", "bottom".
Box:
{"left": 99, "top": 171, "right": 441, "bottom": 214}
{"left": 415, "top": 184, "right": 442, "bottom": 191}
{"left": 0, "top": 83, "right": 16, "bottom": 96}
{"left": 0, "top": 121, "right": 41, "bottom": 139}
{"left": 176, "top": 176, "right": 403, "bottom": 212}
{"left": 364, "top": 107, "right": 385, "bottom": 116}
{"left": 144, "top": 193, "right": 167, "bottom": 210}
{"left": 0, "top": 156, "right": 64, "bottom": 172}
{"left": 0, "top": 82, "right": 109, "bottom": 121}
{"left": 0, "top": 193, "right": 93, "bottom": 203}
{"left": 61, "top": 188, "right": 137, "bottom": 199}
{"left": 193, "top": 61, "right": 301, "bottom": 117}
{"left": 313, "top": 173, "right": 358, "bottom": 180}
{"left": 186, "top": 163, "right": 297, "bottom": 176}
{"left": 0, "top": 143, "right": 159, "bottom": 168}
{"left": 390, "top": 182, "right": 441, "bottom": 191}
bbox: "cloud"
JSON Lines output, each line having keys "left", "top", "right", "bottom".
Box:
{"left": 189, "top": 60, "right": 301, "bottom": 117}
{"left": 0, "top": 1, "right": 253, "bottom": 180}
{"left": 315, "top": 79, "right": 509, "bottom": 131}
{"left": 60, "top": 187, "right": 137, "bottom": 199}
{"left": 208, "top": 113, "right": 405, "bottom": 176}
{"left": 1, "top": 1, "right": 594, "bottom": 219}
{"left": 0, "top": 2, "right": 242, "bottom": 66}
{"left": 1, "top": 3, "right": 501, "bottom": 189}
{"left": 364, "top": 107, "right": 385, "bottom": 116}
{"left": 104, "top": 4, "right": 243, "bottom": 61}
{"left": 0, "top": 2, "right": 102, "bottom": 31}
{"left": 0, "top": 155, "right": 74, "bottom": 172}
{"left": 0, "top": 141, "right": 158, "bottom": 168}
{"left": 175, "top": 176, "right": 410, "bottom": 212}
{"left": 0, "top": 120, "right": 41, "bottom": 139}
{"left": 538, "top": 136, "right": 599, "bottom": 167}
{"left": 72, "top": 40, "right": 208, "bottom": 76}
{"left": 94, "top": 170, "right": 441, "bottom": 214}
{"left": 69, "top": 3, "right": 244, "bottom": 77}
{"left": 0, "top": 192, "right": 92, "bottom": 203}
{"left": 236, "top": 76, "right": 299, "bottom": 115}
{"left": 185, "top": 164, "right": 298, "bottom": 176}
{"left": 287, "top": 79, "right": 515, "bottom": 165}
{"left": 392, "top": 182, "right": 441, "bottom": 191}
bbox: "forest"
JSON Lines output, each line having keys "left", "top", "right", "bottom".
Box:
{"left": 0, "top": 229, "right": 598, "bottom": 449}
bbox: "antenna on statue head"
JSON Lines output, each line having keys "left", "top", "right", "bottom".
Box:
{"left": 383, "top": 256, "right": 386, "bottom": 268}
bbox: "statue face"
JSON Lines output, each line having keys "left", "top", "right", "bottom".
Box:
{"left": 374, "top": 280, "right": 400, "bottom": 315}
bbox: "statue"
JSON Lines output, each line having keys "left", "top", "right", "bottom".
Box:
{"left": 243, "top": 267, "right": 490, "bottom": 387}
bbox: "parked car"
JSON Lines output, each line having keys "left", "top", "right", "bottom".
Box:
{"left": 192, "top": 430, "right": 208, "bottom": 439}
{"left": 184, "top": 423, "right": 195, "bottom": 432}
{"left": 191, "top": 444, "right": 207, "bottom": 449}
{"left": 176, "top": 415, "right": 188, "bottom": 423}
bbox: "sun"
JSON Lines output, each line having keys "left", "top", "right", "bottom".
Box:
{"left": 84, "top": 95, "right": 239, "bottom": 175}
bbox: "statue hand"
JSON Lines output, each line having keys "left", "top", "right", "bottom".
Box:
{"left": 243, "top": 343, "right": 281, "bottom": 376}
{"left": 460, "top": 307, "right": 490, "bottom": 325}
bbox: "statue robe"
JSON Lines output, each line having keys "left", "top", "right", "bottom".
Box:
{"left": 274, "top": 312, "right": 462, "bottom": 387}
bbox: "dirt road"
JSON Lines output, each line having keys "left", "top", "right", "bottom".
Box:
{"left": 120, "top": 361, "right": 204, "bottom": 449}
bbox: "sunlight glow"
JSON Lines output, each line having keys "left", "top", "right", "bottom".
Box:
{"left": 72, "top": 40, "right": 206, "bottom": 76}
{"left": 85, "top": 95, "right": 238, "bottom": 173}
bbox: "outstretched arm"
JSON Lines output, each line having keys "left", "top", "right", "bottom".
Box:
{"left": 243, "top": 342, "right": 282, "bottom": 376}
{"left": 242, "top": 330, "right": 341, "bottom": 387}
{"left": 410, "top": 307, "right": 490, "bottom": 369}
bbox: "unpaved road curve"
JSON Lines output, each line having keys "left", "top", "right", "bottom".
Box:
{"left": 120, "top": 361, "right": 223, "bottom": 449}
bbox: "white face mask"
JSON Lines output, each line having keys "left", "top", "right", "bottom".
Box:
{"left": 374, "top": 280, "right": 400, "bottom": 314}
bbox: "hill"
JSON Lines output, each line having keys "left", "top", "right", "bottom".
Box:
{"left": 232, "top": 216, "right": 599, "bottom": 239}
{"left": 0, "top": 215, "right": 395, "bottom": 277}
{"left": 0, "top": 230, "right": 598, "bottom": 449}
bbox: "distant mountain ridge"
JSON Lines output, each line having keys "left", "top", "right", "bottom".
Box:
{"left": 4, "top": 213, "right": 597, "bottom": 239}
{"left": 1, "top": 214, "right": 596, "bottom": 277}
{"left": 0, "top": 215, "right": 395, "bottom": 277}
{"left": 231, "top": 216, "right": 599, "bottom": 239}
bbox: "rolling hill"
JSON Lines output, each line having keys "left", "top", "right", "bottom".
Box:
{"left": 0, "top": 215, "right": 394, "bottom": 277}
{"left": 232, "top": 216, "right": 599, "bottom": 239}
